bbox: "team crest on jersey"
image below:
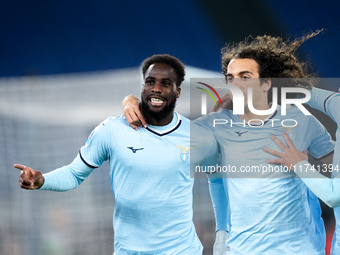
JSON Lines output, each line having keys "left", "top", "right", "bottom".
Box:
{"left": 279, "top": 126, "right": 295, "bottom": 138}
{"left": 175, "top": 145, "right": 192, "bottom": 162}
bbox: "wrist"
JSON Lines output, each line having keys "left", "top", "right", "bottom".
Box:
{"left": 122, "top": 95, "right": 140, "bottom": 109}
{"left": 36, "top": 176, "right": 45, "bottom": 189}
{"left": 215, "top": 230, "right": 228, "bottom": 243}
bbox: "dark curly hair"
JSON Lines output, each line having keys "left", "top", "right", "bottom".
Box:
{"left": 142, "top": 54, "right": 185, "bottom": 87}
{"left": 221, "top": 30, "right": 323, "bottom": 103}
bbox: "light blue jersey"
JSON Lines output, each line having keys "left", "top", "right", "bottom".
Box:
{"left": 329, "top": 93, "right": 340, "bottom": 255}
{"left": 305, "top": 88, "right": 340, "bottom": 255}
{"left": 41, "top": 112, "right": 218, "bottom": 254}
{"left": 195, "top": 105, "right": 334, "bottom": 254}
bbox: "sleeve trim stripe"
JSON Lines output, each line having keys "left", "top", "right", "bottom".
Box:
{"left": 79, "top": 150, "right": 97, "bottom": 168}
{"left": 324, "top": 92, "right": 337, "bottom": 114}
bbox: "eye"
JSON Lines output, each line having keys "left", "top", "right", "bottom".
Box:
{"left": 145, "top": 80, "right": 154, "bottom": 85}
{"left": 241, "top": 75, "right": 250, "bottom": 80}
{"left": 226, "top": 76, "right": 234, "bottom": 83}
{"left": 162, "top": 81, "right": 172, "bottom": 87}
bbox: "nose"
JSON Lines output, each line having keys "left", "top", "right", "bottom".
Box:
{"left": 152, "top": 82, "right": 162, "bottom": 93}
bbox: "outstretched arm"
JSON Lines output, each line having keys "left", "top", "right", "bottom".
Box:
{"left": 122, "top": 95, "right": 147, "bottom": 130}
{"left": 14, "top": 117, "right": 110, "bottom": 192}
{"left": 264, "top": 132, "right": 340, "bottom": 208}
{"left": 14, "top": 154, "right": 95, "bottom": 192}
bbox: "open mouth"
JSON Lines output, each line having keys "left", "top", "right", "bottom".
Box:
{"left": 148, "top": 96, "right": 165, "bottom": 107}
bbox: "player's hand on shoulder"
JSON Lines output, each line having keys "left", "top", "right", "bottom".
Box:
{"left": 210, "top": 93, "right": 232, "bottom": 113}
{"left": 13, "top": 164, "right": 44, "bottom": 190}
{"left": 122, "top": 95, "right": 147, "bottom": 130}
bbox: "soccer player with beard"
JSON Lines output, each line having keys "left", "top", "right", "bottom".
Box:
{"left": 13, "top": 54, "right": 218, "bottom": 254}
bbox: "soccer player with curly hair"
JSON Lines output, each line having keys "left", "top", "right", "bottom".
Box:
{"left": 122, "top": 31, "right": 335, "bottom": 254}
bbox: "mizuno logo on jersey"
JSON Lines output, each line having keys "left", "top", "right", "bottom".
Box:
{"left": 235, "top": 131, "right": 248, "bottom": 137}
{"left": 127, "top": 147, "right": 144, "bottom": 153}
{"left": 175, "top": 145, "right": 192, "bottom": 162}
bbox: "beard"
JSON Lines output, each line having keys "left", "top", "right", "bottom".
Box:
{"left": 140, "top": 97, "right": 177, "bottom": 123}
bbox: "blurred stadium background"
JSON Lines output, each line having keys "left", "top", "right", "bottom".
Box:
{"left": 1, "top": 0, "right": 340, "bottom": 254}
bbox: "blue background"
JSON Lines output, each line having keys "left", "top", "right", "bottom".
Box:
{"left": 1, "top": 0, "right": 339, "bottom": 78}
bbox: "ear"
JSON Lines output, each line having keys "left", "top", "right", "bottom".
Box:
{"left": 262, "top": 79, "right": 271, "bottom": 93}
{"left": 176, "top": 87, "right": 181, "bottom": 98}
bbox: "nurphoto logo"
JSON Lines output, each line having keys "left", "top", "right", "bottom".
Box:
{"left": 196, "top": 83, "right": 311, "bottom": 116}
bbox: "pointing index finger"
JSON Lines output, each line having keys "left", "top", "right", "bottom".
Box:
{"left": 13, "top": 164, "right": 27, "bottom": 171}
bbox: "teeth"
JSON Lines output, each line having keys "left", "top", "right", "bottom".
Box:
{"left": 150, "top": 98, "right": 164, "bottom": 103}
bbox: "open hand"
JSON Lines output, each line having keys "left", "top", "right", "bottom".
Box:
{"left": 263, "top": 132, "right": 308, "bottom": 171}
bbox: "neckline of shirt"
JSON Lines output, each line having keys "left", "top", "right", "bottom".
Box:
{"left": 146, "top": 112, "right": 182, "bottom": 136}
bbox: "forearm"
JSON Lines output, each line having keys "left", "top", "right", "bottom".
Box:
{"left": 208, "top": 175, "right": 229, "bottom": 231}
{"left": 40, "top": 154, "right": 95, "bottom": 191}
{"left": 295, "top": 160, "right": 340, "bottom": 208}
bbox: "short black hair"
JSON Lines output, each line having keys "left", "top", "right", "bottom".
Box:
{"left": 142, "top": 54, "right": 185, "bottom": 87}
